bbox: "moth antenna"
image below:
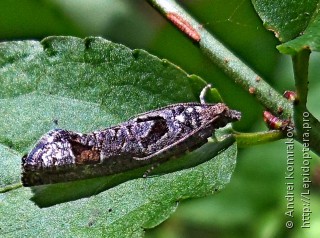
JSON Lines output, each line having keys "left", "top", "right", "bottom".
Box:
{"left": 200, "top": 84, "right": 212, "bottom": 104}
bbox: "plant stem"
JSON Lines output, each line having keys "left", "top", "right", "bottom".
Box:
{"left": 292, "top": 49, "right": 310, "bottom": 106}
{"left": 147, "top": 0, "right": 292, "bottom": 118}
{"left": 234, "top": 130, "right": 285, "bottom": 148}
{"left": 147, "top": 0, "right": 320, "bottom": 155}
{"left": 292, "top": 50, "right": 320, "bottom": 155}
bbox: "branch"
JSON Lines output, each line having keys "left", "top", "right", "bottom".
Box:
{"left": 147, "top": 0, "right": 293, "bottom": 118}
{"left": 147, "top": 0, "right": 320, "bottom": 155}
{"left": 234, "top": 130, "right": 285, "bottom": 148}
{"left": 292, "top": 49, "right": 320, "bottom": 155}
{"left": 293, "top": 49, "right": 310, "bottom": 107}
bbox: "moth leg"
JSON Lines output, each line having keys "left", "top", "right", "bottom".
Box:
{"left": 143, "top": 162, "right": 161, "bottom": 178}
{"left": 133, "top": 115, "right": 219, "bottom": 161}
{"left": 200, "top": 84, "right": 212, "bottom": 104}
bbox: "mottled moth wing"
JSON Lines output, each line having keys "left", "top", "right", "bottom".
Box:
{"left": 22, "top": 101, "right": 241, "bottom": 186}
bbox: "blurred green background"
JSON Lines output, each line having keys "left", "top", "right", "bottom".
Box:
{"left": 1, "top": 0, "right": 319, "bottom": 237}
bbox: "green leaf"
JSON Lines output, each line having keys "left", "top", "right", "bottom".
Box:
{"left": 0, "top": 36, "right": 238, "bottom": 236}
{"left": 278, "top": 11, "right": 320, "bottom": 54}
{"left": 252, "top": 0, "right": 318, "bottom": 43}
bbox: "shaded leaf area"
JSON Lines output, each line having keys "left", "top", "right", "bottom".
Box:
{"left": 0, "top": 36, "right": 237, "bottom": 236}
{"left": 252, "top": 0, "right": 318, "bottom": 43}
{"left": 278, "top": 12, "right": 320, "bottom": 54}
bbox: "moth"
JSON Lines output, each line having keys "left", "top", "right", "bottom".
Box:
{"left": 22, "top": 85, "right": 241, "bottom": 186}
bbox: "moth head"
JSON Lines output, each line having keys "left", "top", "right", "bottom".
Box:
{"left": 226, "top": 109, "right": 241, "bottom": 122}
{"left": 201, "top": 103, "right": 241, "bottom": 128}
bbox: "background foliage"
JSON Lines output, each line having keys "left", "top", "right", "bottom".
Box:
{"left": 0, "top": 0, "right": 319, "bottom": 237}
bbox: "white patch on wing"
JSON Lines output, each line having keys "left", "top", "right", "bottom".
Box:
{"left": 176, "top": 114, "right": 185, "bottom": 123}
{"left": 186, "top": 107, "right": 194, "bottom": 113}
